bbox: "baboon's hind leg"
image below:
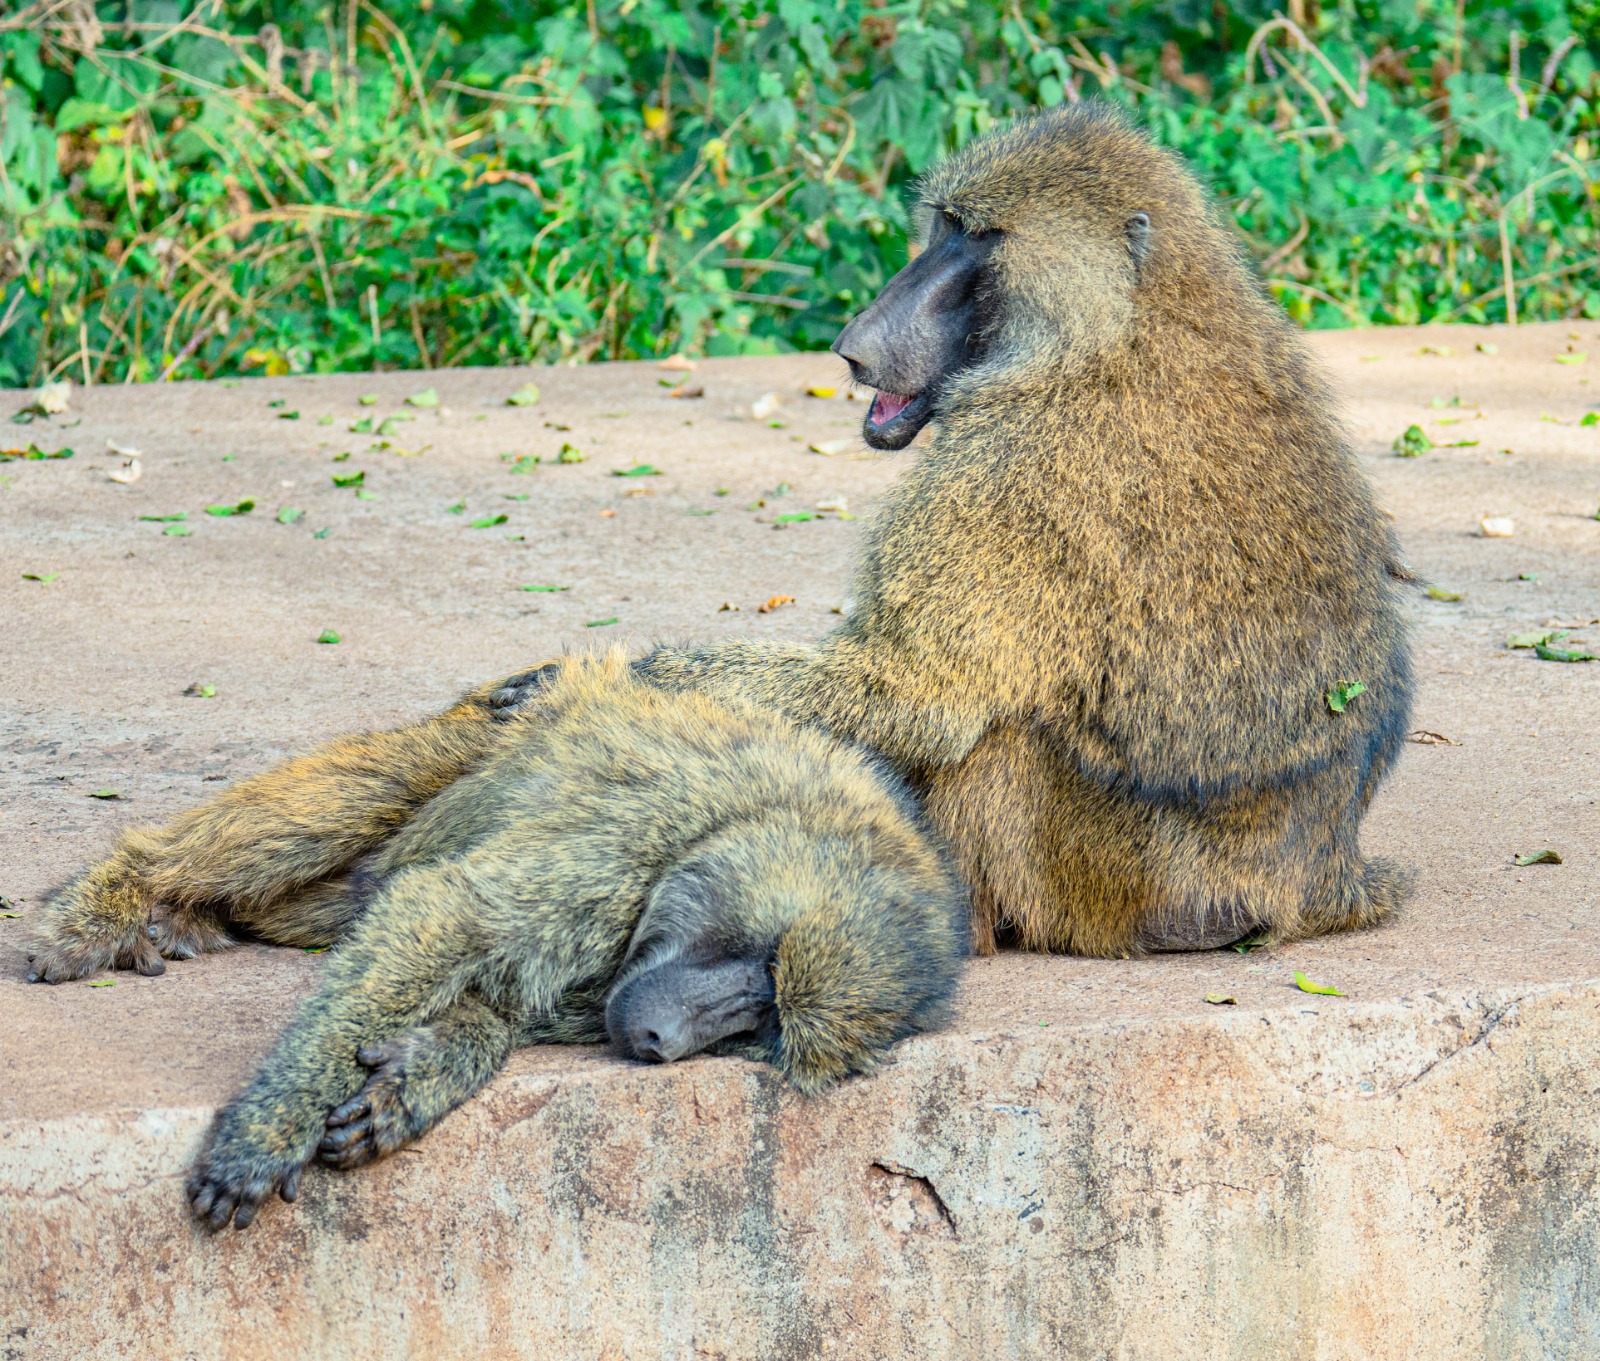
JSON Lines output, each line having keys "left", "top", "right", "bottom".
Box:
{"left": 318, "top": 993, "right": 517, "bottom": 1170}
{"left": 27, "top": 677, "right": 526, "bottom": 984}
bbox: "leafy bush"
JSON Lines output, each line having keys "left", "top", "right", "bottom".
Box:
{"left": 2, "top": 1, "right": 1596, "bottom": 386}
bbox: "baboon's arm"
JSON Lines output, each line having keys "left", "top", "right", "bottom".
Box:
{"left": 27, "top": 677, "right": 521, "bottom": 983}
{"left": 317, "top": 992, "right": 517, "bottom": 1171}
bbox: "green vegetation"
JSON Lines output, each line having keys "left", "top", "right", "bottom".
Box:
{"left": 2, "top": 1, "right": 1596, "bottom": 386}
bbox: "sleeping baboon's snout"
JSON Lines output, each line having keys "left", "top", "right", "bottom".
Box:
{"left": 834, "top": 210, "right": 998, "bottom": 452}
{"left": 606, "top": 954, "right": 776, "bottom": 1066}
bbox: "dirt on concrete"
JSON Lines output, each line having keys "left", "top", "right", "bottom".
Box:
{"left": 1, "top": 321, "right": 1597, "bottom": 1360}
{"left": 2, "top": 321, "right": 1597, "bottom": 1120}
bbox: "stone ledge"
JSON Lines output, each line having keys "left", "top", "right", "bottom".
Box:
{"left": 4, "top": 973, "right": 1598, "bottom": 1360}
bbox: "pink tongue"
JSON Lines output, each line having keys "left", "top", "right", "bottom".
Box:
{"left": 870, "top": 391, "right": 911, "bottom": 425}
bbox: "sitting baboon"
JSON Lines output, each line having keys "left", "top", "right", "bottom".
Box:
{"left": 26, "top": 100, "right": 1409, "bottom": 978}
{"left": 35, "top": 657, "right": 966, "bottom": 1230}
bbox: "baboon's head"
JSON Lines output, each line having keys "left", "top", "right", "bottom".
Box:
{"left": 604, "top": 823, "right": 967, "bottom": 1092}
{"left": 834, "top": 101, "right": 1219, "bottom": 449}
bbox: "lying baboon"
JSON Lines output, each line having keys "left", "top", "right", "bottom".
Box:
{"left": 27, "top": 100, "right": 1409, "bottom": 978}
{"left": 35, "top": 657, "right": 966, "bottom": 1229}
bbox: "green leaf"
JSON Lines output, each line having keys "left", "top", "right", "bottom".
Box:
{"left": 1580, "top": 412, "right": 1598, "bottom": 427}
{"left": 1426, "top": 586, "right": 1464, "bottom": 602}
{"left": 556, "top": 442, "right": 585, "bottom": 464}
{"left": 163, "top": 525, "right": 192, "bottom": 537}
{"left": 1294, "top": 971, "right": 1345, "bottom": 997}
{"left": 507, "top": 383, "right": 541, "bottom": 406}
{"left": 504, "top": 493, "right": 531, "bottom": 501}
{"left": 89, "top": 788, "right": 120, "bottom": 799}
{"left": 468, "top": 513, "right": 508, "bottom": 528}
{"left": 1392, "top": 424, "right": 1431, "bottom": 457}
{"left": 359, "top": 395, "right": 378, "bottom": 407}
{"left": 354, "top": 489, "right": 376, "bottom": 500}
{"left": 1535, "top": 642, "right": 1597, "bottom": 662}
{"left": 773, "top": 511, "right": 818, "bottom": 524}
{"left": 191, "top": 683, "right": 217, "bottom": 698}
{"left": 316, "top": 629, "right": 341, "bottom": 644}
{"left": 89, "top": 979, "right": 116, "bottom": 987}
{"left": 313, "top": 527, "right": 332, "bottom": 540}
{"left": 1513, "top": 849, "right": 1562, "bottom": 866}
{"left": 447, "top": 500, "right": 466, "bottom": 513}
{"left": 304, "top": 945, "right": 329, "bottom": 954}
{"left": 518, "top": 584, "right": 569, "bottom": 592}
{"left": 276, "top": 507, "right": 305, "bottom": 524}
{"left": 1507, "top": 629, "right": 1569, "bottom": 649}
{"left": 1554, "top": 353, "right": 1587, "bottom": 365}
{"left": 205, "top": 499, "right": 255, "bottom": 516}
{"left": 138, "top": 512, "right": 187, "bottom": 522}
{"left": 21, "top": 572, "right": 59, "bottom": 583}
{"left": 406, "top": 387, "right": 440, "bottom": 407}
{"left": 612, "top": 464, "right": 661, "bottom": 477}
{"left": 1440, "top": 439, "right": 1479, "bottom": 448}
{"left": 507, "top": 454, "right": 540, "bottom": 474}
{"left": 350, "top": 416, "right": 375, "bottom": 434}
{"left": 0, "top": 444, "right": 73, "bottom": 462}
{"left": 332, "top": 471, "right": 365, "bottom": 488}
{"left": 317, "top": 414, "right": 334, "bottom": 426}
{"left": 1325, "top": 680, "right": 1366, "bottom": 713}
{"left": 585, "top": 617, "right": 619, "bottom": 627}
{"left": 278, "top": 410, "right": 300, "bottom": 421}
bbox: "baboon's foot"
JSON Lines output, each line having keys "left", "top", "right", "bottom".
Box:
{"left": 317, "top": 1034, "right": 435, "bottom": 1170}
{"left": 26, "top": 873, "right": 163, "bottom": 982}
{"left": 1136, "top": 899, "right": 1266, "bottom": 953}
{"left": 146, "top": 901, "right": 235, "bottom": 962}
{"left": 485, "top": 661, "right": 564, "bottom": 718}
{"left": 187, "top": 1112, "right": 313, "bottom": 1231}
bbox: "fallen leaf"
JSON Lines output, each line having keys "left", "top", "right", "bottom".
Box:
{"left": 163, "top": 525, "right": 192, "bottom": 537}
{"left": 359, "top": 394, "right": 378, "bottom": 406}
{"left": 1554, "top": 352, "right": 1587, "bottom": 365}
{"left": 658, "top": 354, "right": 697, "bottom": 371}
{"left": 468, "top": 513, "right": 508, "bottom": 528}
{"left": 89, "top": 788, "right": 120, "bottom": 799}
{"left": 317, "top": 414, "right": 334, "bottom": 426}
{"left": 1407, "top": 730, "right": 1459, "bottom": 745}
{"left": 1418, "top": 344, "right": 1453, "bottom": 356}
{"left": 1230, "top": 934, "right": 1269, "bottom": 954}
{"left": 278, "top": 410, "right": 301, "bottom": 421}
{"left": 0, "top": 444, "right": 74, "bottom": 462}
{"left": 21, "top": 572, "right": 59, "bottom": 583}
{"left": 1325, "top": 680, "right": 1366, "bottom": 714}
{"left": 1535, "top": 642, "right": 1597, "bottom": 662}
{"left": 758, "top": 594, "right": 796, "bottom": 613}
{"left": 668, "top": 384, "right": 704, "bottom": 399}
{"left": 1426, "top": 586, "right": 1465, "bottom": 602}
{"left": 1440, "top": 439, "right": 1480, "bottom": 448}
{"left": 809, "top": 439, "right": 851, "bottom": 456}
{"left": 612, "top": 464, "right": 662, "bottom": 478}
{"left": 277, "top": 507, "right": 304, "bottom": 524}
{"left": 586, "top": 617, "right": 619, "bottom": 627}
{"left": 518, "top": 584, "right": 569, "bottom": 592}
{"left": 718, "top": 602, "right": 740, "bottom": 612}
{"left": 806, "top": 385, "right": 836, "bottom": 398}
{"left": 350, "top": 416, "right": 375, "bottom": 434}
{"left": 1513, "top": 849, "right": 1562, "bottom": 866}
{"left": 772, "top": 511, "right": 817, "bottom": 525}
{"left": 1580, "top": 412, "right": 1599, "bottom": 427}
{"left": 205, "top": 499, "right": 255, "bottom": 516}
{"left": 1294, "top": 971, "right": 1344, "bottom": 997}
{"left": 313, "top": 527, "right": 332, "bottom": 539}
{"left": 598, "top": 508, "right": 616, "bottom": 518}
{"left": 447, "top": 500, "right": 466, "bottom": 514}
{"left": 751, "top": 392, "right": 781, "bottom": 421}
{"left": 815, "top": 497, "right": 849, "bottom": 513}
{"left": 504, "top": 492, "right": 531, "bottom": 502}
{"left": 139, "top": 512, "right": 186, "bottom": 522}
{"left": 556, "top": 442, "right": 585, "bottom": 464}
{"left": 507, "top": 454, "right": 540, "bottom": 474}
{"left": 1476, "top": 342, "right": 1498, "bottom": 355}
{"left": 1203, "top": 993, "right": 1236, "bottom": 1006}
{"left": 1507, "top": 629, "right": 1569, "bottom": 649}
{"left": 304, "top": 946, "right": 329, "bottom": 954}
{"left": 183, "top": 682, "right": 217, "bottom": 698}
{"left": 89, "top": 980, "right": 116, "bottom": 987}
{"left": 406, "top": 387, "right": 440, "bottom": 407}
{"left": 332, "top": 471, "right": 365, "bottom": 488}
{"left": 1479, "top": 516, "right": 1515, "bottom": 538}
{"left": 507, "top": 383, "right": 541, "bottom": 407}
{"left": 316, "top": 629, "right": 341, "bottom": 644}
{"left": 1392, "top": 424, "right": 1431, "bottom": 457}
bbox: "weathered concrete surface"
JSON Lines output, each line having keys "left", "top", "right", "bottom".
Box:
{"left": 2, "top": 322, "right": 1599, "bottom": 1359}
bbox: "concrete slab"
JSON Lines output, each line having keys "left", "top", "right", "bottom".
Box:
{"left": 2, "top": 322, "right": 1598, "bottom": 1359}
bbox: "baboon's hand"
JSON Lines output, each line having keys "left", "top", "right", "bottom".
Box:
{"left": 484, "top": 661, "right": 563, "bottom": 718}
{"left": 187, "top": 1109, "right": 313, "bottom": 1231}
{"left": 317, "top": 1037, "right": 432, "bottom": 1170}
{"left": 25, "top": 873, "right": 164, "bottom": 983}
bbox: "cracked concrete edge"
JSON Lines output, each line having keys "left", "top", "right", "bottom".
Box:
{"left": 4, "top": 979, "right": 1597, "bottom": 1361}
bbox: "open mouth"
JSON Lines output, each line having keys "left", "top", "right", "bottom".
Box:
{"left": 862, "top": 388, "right": 934, "bottom": 451}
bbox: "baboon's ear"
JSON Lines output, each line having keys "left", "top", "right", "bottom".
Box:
{"left": 1126, "top": 212, "right": 1152, "bottom": 275}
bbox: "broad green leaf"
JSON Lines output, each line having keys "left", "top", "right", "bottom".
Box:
{"left": 468, "top": 513, "right": 508, "bottom": 528}
{"left": 316, "top": 629, "right": 341, "bottom": 644}
{"left": 1294, "top": 971, "right": 1344, "bottom": 997}
{"left": 406, "top": 387, "right": 440, "bottom": 407}
{"left": 1326, "top": 680, "right": 1366, "bottom": 713}
{"left": 205, "top": 499, "right": 255, "bottom": 516}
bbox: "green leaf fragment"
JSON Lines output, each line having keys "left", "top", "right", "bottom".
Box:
{"left": 316, "top": 629, "right": 341, "bottom": 644}
{"left": 304, "top": 945, "right": 329, "bottom": 954}
{"left": 0, "top": 444, "right": 74, "bottom": 461}
{"left": 1535, "top": 642, "right": 1597, "bottom": 662}
{"left": 89, "top": 788, "right": 120, "bottom": 799}
{"left": 375, "top": 418, "right": 404, "bottom": 437}
{"left": 205, "top": 499, "right": 255, "bottom": 516}
{"left": 586, "top": 617, "right": 619, "bottom": 627}
{"left": 354, "top": 489, "right": 376, "bottom": 500}
{"left": 1294, "top": 971, "right": 1345, "bottom": 997}
{"left": 468, "top": 514, "right": 508, "bottom": 528}
{"left": 332, "top": 471, "right": 365, "bottom": 488}
{"left": 773, "top": 511, "right": 818, "bottom": 524}
{"left": 1513, "top": 849, "right": 1562, "bottom": 866}
{"left": 447, "top": 501, "right": 466, "bottom": 514}
{"left": 138, "top": 512, "right": 187, "bottom": 522}
{"left": 1325, "top": 680, "right": 1366, "bottom": 713}
{"left": 1392, "top": 424, "right": 1431, "bottom": 457}
{"left": 163, "top": 525, "right": 192, "bottom": 537}
{"left": 504, "top": 493, "right": 531, "bottom": 501}
{"left": 1554, "top": 353, "right": 1587, "bottom": 365}
{"left": 350, "top": 416, "right": 375, "bottom": 434}
{"left": 89, "top": 980, "right": 116, "bottom": 987}
{"left": 1426, "top": 586, "right": 1464, "bottom": 602}
{"left": 507, "top": 383, "right": 541, "bottom": 406}
{"left": 612, "top": 464, "right": 661, "bottom": 477}
{"left": 313, "top": 527, "right": 332, "bottom": 540}
{"left": 21, "top": 572, "right": 59, "bottom": 583}
{"left": 508, "top": 454, "right": 540, "bottom": 474}
{"left": 1507, "top": 629, "right": 1569, "bottom": 649}
{"left": 1580, "top": 412, "right": 1598, "bottom": 427}
{"left": 278, "top": 410, "right": 300, "bottom": 420}
{"left": 317, "top": 414, "right": 334, "bottom": 426}
{"left": 406, "top": 387, "right": 439, "bottom": 407}
{"left": 518, "top": 584, "right": 569, "bottom": 592}
{"left": 277, "top": 507, "right": 305, "bottom": 524}
{"left": 359, "top": 394, "right": 378, "bottom": 406}
{"left": 556, "top": 442, "right": 584, "bottom": 464}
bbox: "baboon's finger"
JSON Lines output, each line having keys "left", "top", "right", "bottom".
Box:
{"left": 325, "top": 1092, "right": 372, "bottom": 1127}
{"left": 280, "top": 1165, "right": 303, "bottom": 1203}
